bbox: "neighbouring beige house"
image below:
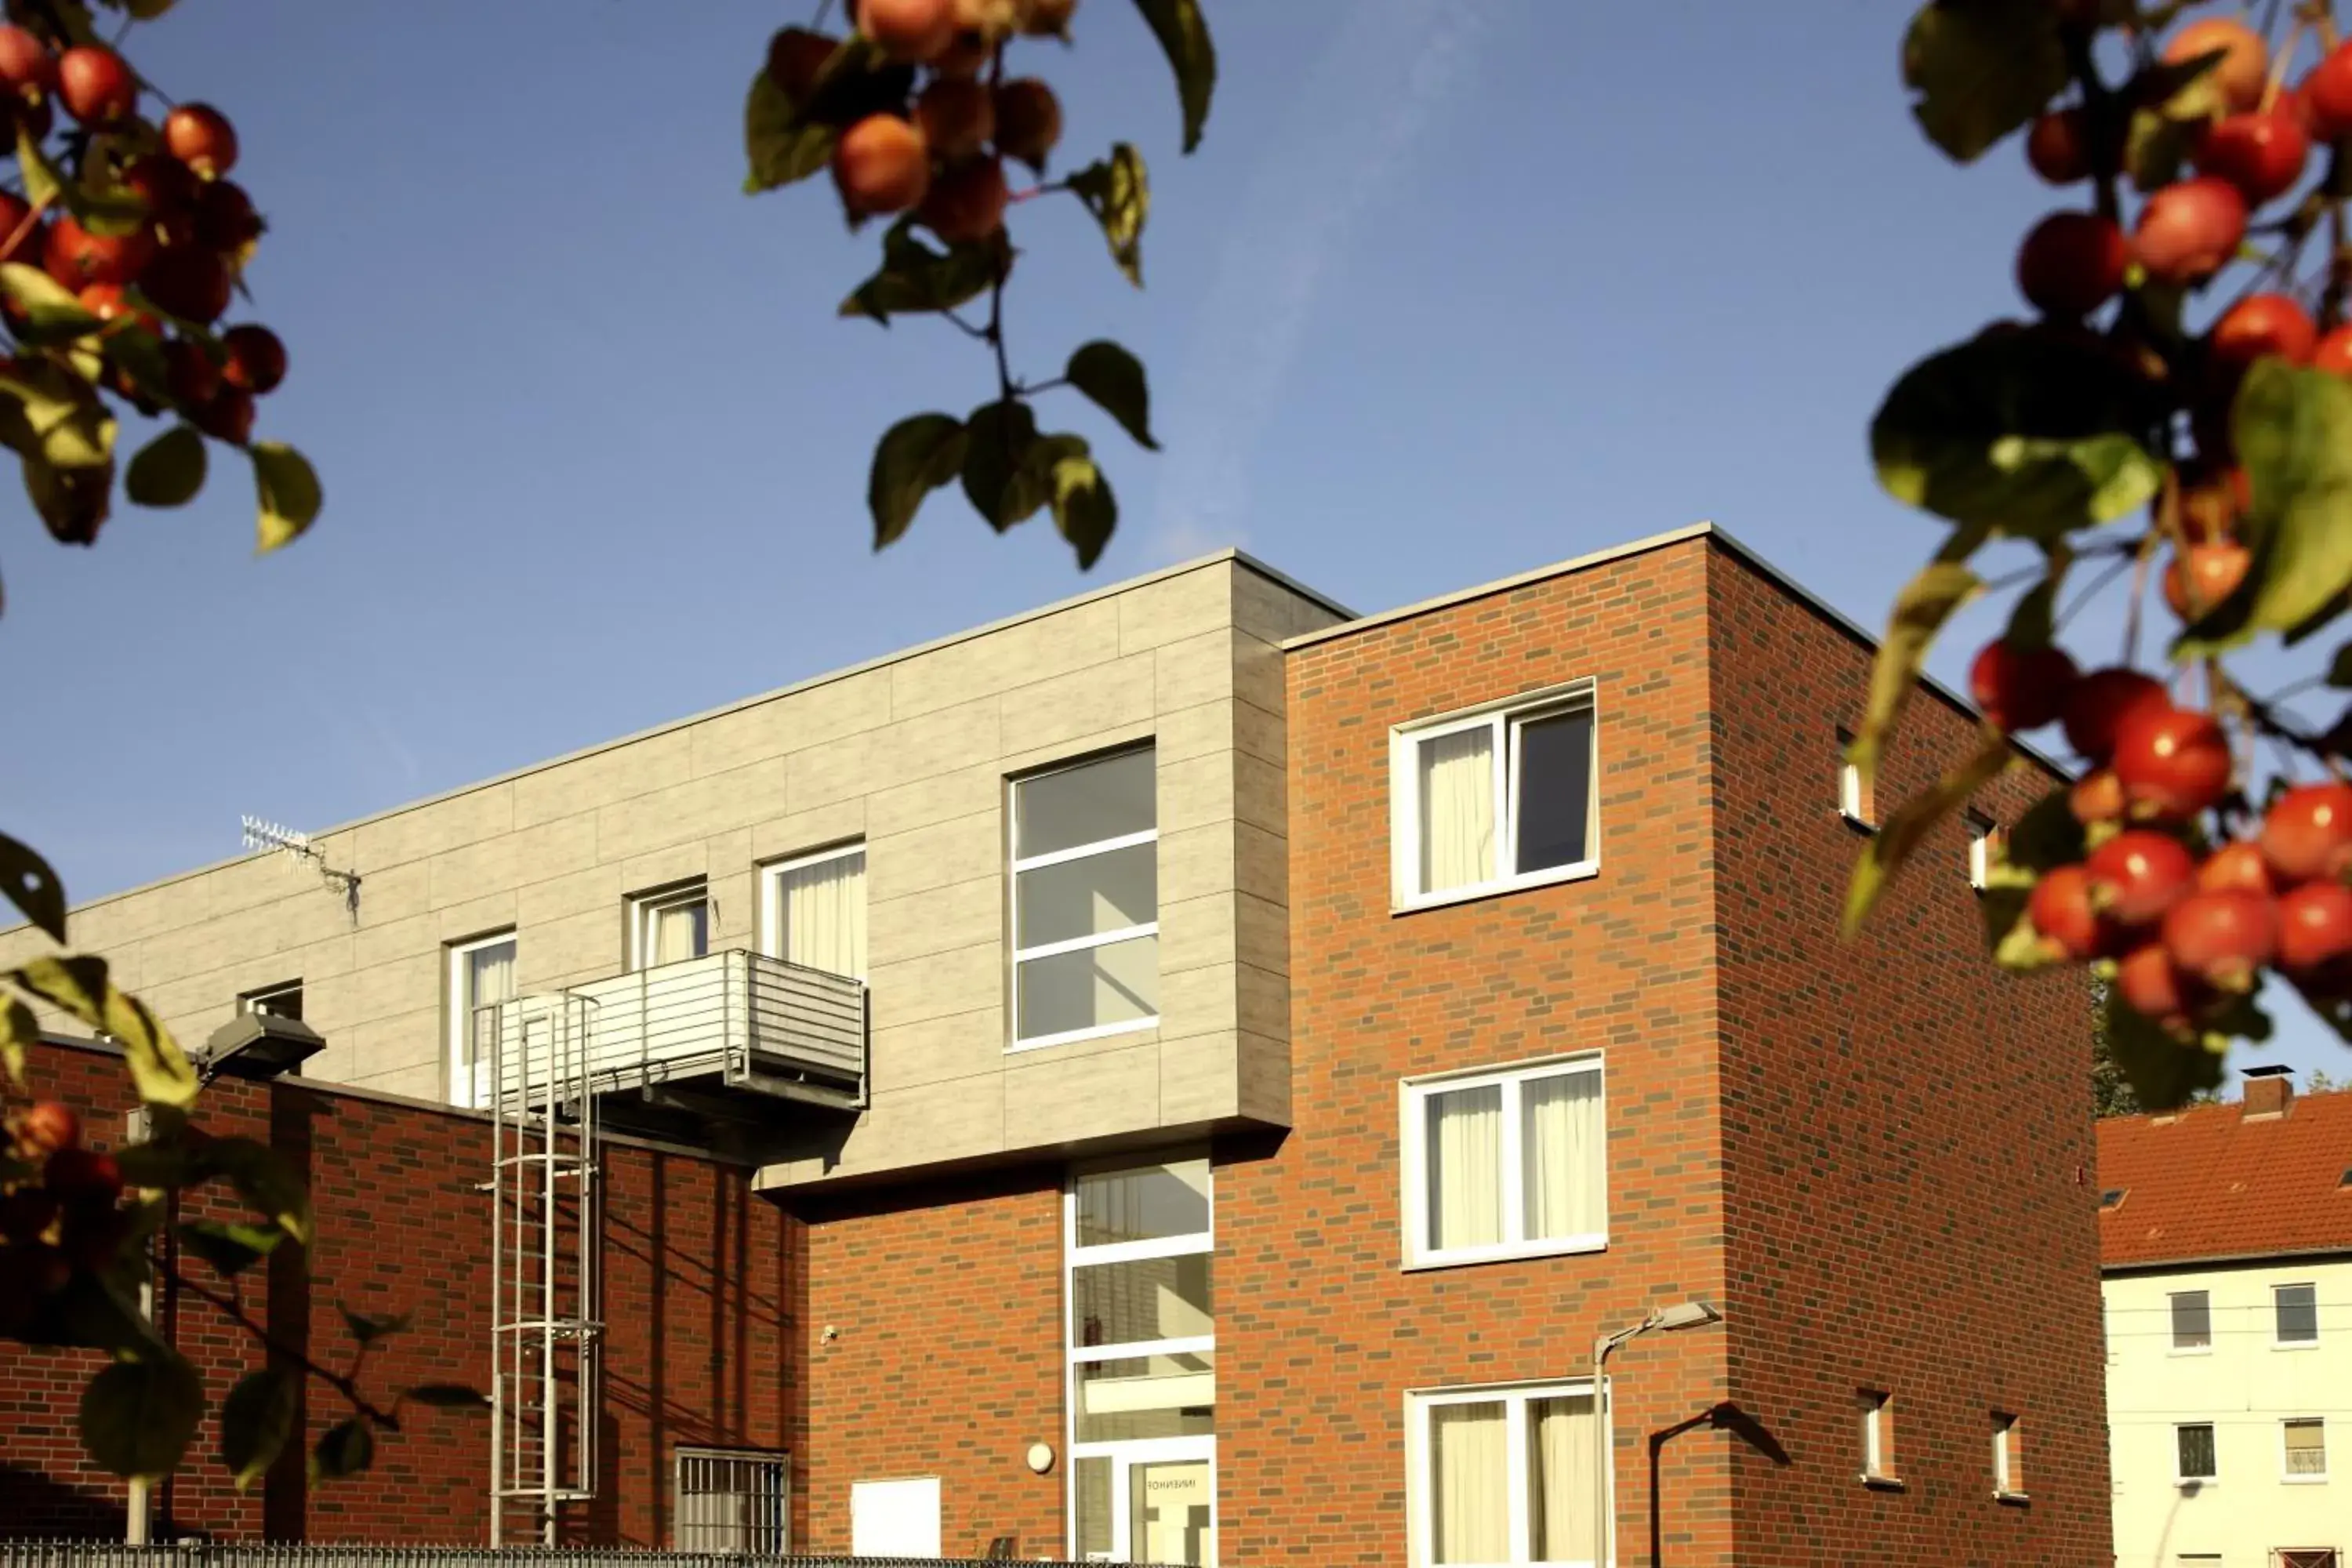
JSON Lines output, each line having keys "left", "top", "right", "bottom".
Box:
{"left": 2100, "top": 1069, "right": 2352, "bottom": 1568}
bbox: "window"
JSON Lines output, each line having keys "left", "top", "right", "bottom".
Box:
{"left": 1991, "top": 1413, "right": 2023, "bottom": 1498}
{"left": 1067, "top": 1158, "right": 1214, "bottom": 1566}
{"left": 238, "top": 981, "right": 303, "bottom": 1021}
{"left": 2275, "top": 1283, "right": 2320, "bottom": 1347}
{"left": 1402, "top": 1057, "right": 1606, "bottom": 1269}
{"left": 2099, "top": 1188, "right": 2128, "bottom": 1211}
{"left": 1392, "top": 686, "right": 1599, "bottom": 909}
{"left": 2176, "top": 1422, "right": 2218, "bottom": 1483}
{"left": 760, "top": 843, "right": 866, "bottom": 978}
{"left": 1407, "top": 1381, "right": 1602, "bottom": 1568}
{"left": 1966, "top": 813, "right": 2003, "bottom": 890}
{"left": 2170, "top": 1290, "right": 2212, "bottom": 1352}
{"left": 1011, "top": 747, "right": 1159, "bottom": 1050}
{"left": 2284, "top": 1418, "right": 2328, "bottom": 1481}
{"left": 1860, "top": 1391, "right": 1896, "bottom": 1484}
{"left": 631, "top": 881, "right": 709, "bottom": 970}
{"left": 1837, "top": 730, "right": 1874, "bottom": 828}
{"left": 673, "top": 1446, "right": 789, "bottom": 1553}
{"left": 447, "top": 931, "right": 515, "bottom": 1110}
{"left": 2278, "top": 1552, "right": 2342, "bottom": 1568}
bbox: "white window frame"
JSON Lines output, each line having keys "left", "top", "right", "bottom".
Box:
{"left": 446, "top": 929, "right": 516, "bottom": 1111}
{"left": 1860, "top": 1391, "right": 1896, "bottom": 1485}
{"left": 1065, "top": 1156, "right": 1215, "bottom": 1564}
{"left": 2169, "top": 1290, "right": 2213, "bottom": 1355}
{"left": 2281, "top": 1417, "right": 2328, "bottom": 1483}
{"left": 1403, "top": 1376, "right": 1611, "bottom": 1568}
{"left": 1991, "top": 1412, "right": 2024, "bottom": 1500}
{"left": 758, "top": 840, "right": 866, "bottom": 978}
{"left": 1390, "top": 683, "right": 1601, "bottom": 913}
{"left": 1966, "top": 813, "right": 2003, "bottom": 891}
{"left": 2274, "top": 1282, "right": 2321, "bottom": 1349}
{"left": 1010, "top": 747, "right": 1160, "bottom": 1052}
{"left": 1400, "top": 1054, "right": 1606, "bottom": 1270}
{"left": 238, "top": 979, "right": 303, "bottom": 1018}
{"left": 630, "top": 880, "right": 710, "bottom": 971}
{"left": 2175, "top": 1421, "right": 2219, "bottom": 1486}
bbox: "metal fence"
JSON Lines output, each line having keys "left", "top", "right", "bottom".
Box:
{"left": 2, "top": 1548, "right": 1156, "bottom": 1568}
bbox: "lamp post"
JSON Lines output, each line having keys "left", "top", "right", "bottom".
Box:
{"left": 1592, "top": 1300, "right": 1722, "bottom": 1567}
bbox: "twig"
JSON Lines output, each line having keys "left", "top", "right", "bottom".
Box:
{"left": 2057, "top": 550, "right": 2139, "bottom": 632}
{"left": 166, "top": 1265, "right": 401, "bottom": 1432}
{"left": 0, "top": 191, "right": 53, "bottom": 270}
{"left": 942, "top": 308, "right": 991, "bottom": 342}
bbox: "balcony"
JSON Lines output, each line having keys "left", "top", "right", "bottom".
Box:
{"left": 481, "top": 949, "right": 867, "bottom": 1122}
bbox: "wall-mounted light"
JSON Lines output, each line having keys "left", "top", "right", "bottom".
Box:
{"left": 1025, "top": 1443, "right": 1055, "bottom": 1475}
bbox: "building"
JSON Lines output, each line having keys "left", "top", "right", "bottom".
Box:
{"left": 2100, "top": 1070, "right": 2351, "bottom": 1568}
{"left": 2, "top": 524, "right": 2111, "bottom": 1564}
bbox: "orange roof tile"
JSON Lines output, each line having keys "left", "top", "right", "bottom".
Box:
{"left": 2097, "top": 1086, "right": 2352, "bottom": 1269}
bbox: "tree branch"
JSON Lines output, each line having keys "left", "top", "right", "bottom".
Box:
{"left": 165, "top": 1265, "right": 401, "bottom": 1432}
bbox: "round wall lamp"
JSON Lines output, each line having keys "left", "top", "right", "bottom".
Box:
{"left": 1025, "top": 1442, "right": 1056, "bottom": 1475}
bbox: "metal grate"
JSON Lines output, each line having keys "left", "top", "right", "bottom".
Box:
{"left": 673, "top": 1448, "right": 789, "bottom": 1555}
{"left": 0, "top": 1547, "right": 1163, "bottom": 1568}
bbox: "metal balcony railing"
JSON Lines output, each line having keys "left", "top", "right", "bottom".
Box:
{"left": 481, "top": 951, "right": 866, "bottom": 1112}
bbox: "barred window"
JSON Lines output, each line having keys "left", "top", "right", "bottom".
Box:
{"left": 675, "top": 1446, "right": 789, "bottom": 1554}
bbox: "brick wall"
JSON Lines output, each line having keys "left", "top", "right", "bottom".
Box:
{"left": 1230, "top": 539, "right": 1737, "bottom": 1566}
{"left": 1703, "top": 546, "right": 2111, "bottom": 1565}
{"left": 2, "top": 1038, "right": 788, "bottom": 1545}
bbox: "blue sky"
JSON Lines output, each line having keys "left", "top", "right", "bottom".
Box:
{"left": 1, "top": 2, "right": 2338, "bottom": 1093}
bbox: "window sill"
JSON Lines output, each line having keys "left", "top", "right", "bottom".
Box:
{"left": 1402, "top": 1234, "right": 1607, "bottom": 1272}
{"left": 1860, "top": 1473, "right": 1906, "bottom": 1493}
{"left": 1005, "top": 1017, "right": 1159, "bottom": 1054}
{"left": 1393, "top": 859, "right": 1599, "bottom": 916}
{"left": 1993, "top": 1490, "right": 2030, "bottom": 1508}
{"left": 1840, "top": 809, "right": 1878, "bottom": 835}
{"left": 2166, "top": 1347, "right": 2213, "bottom": 1357}
{"left": 2271, "top": 1341, "right": 2321, "bottom": 1352}
{"left": 2281, "top": 1475, "right": 2330, "bottom": 1485}
{"left": 2175, "top": 1479, "right": 2216, "bottom": 1490}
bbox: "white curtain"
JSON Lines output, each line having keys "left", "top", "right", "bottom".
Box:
{"left": 1420, "top": 728, "right": 1495, "bottom": 892}
{"left": 463, "top": 941, "right": 515, "bottom": 1106}
{"left": 651, "top": 899, "right": 706, "bottom": 965}
{"left": 1431, "top": 1402, "right": 1508, "bottom": 1565}
{"left": 1523, "top": 1073, "right": 1604, "bottom": 1240}
{"left": 1430, "top": 1087, "right": 1503, "bottom": 1251}
{"left": 780, "top": 851, "right": 866, "bottom": 978}
{"left": 1530, "top": 1395, "right": 1596, "bottom": 1564}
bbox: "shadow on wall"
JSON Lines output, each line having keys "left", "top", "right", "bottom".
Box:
{"left": 0, "top": 1465, "right": 130, "bottom": 1542}
{"left": 1649, "top": 1402, "right": 1791, "bottom": 1567}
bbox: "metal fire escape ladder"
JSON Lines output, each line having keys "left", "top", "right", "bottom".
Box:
{"left": 485, "top": 993, "right": 604, "bottom": 1546}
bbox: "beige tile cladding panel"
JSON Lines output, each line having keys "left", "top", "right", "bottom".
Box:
{"left": 1, "top": 554, "right": 1332, "bottom": 1185}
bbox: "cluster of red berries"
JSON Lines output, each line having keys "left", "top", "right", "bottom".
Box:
{"left": 2016, "top": 18, "right": 2352, "bottom": 395}
{"left": 771, "top": 0, "right": 1074, "bottom": 242}
{"left": 1970, "top": 644, "right": 2352, "bottom": 1033}
{"left": 0, "top": 27, "right": 287, "bottom": 444}
{"left": 0, "top": 1099, "right": 126, "bottom": 1332}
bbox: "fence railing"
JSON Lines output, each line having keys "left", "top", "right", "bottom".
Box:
{"left": 1, "top": 1547, "right": 1159, "bottom": 1568}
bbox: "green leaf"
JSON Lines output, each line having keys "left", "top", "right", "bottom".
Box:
{"left": 79, "top": 1355, "right": 204, "bottom": 1479}
{"left": 1843, "top": 728, "right": 2015, "bottom": 938}
{"left": 401, "top": 1383, "right": 491, "bottom": 1410}
{"left": 1846, "top": 560, "right": 1984, "bottom": 784}
{"left": 1065, "top": 340, "right": 1157, "bottom": 451}
{"left": 9, "top": 955, "right": 198, "bottom": 1107}
{"left": 310, "top": 1417, "right": 375, "bottom": 1482}
{"left": 16, "top": 120, "right": 60, "bottom": 210}
{"left": 2329, "top": 642, "right": 2352, "bottom": 688}
{"left": 17, "top": 450, "right": 114, "bottom": 545}
{"left": 742, "top": 67, "right": 835, "bottom": 193}
{"left": 2002, "top": 546, "right": 2071, "bottom": 649}
{"left": 792, "top": 38, "right": 916, "bottom": 132}
{"left": 0, "top": 263, "right": 103, "bottom": 346}
{"left": 1068, "top": 144, "right": 1149, "bottom": 287}
{"left": 869, "top": 412, "right": 967, "bottom": 550}
{"left": 220, "top": 1368, "right": 297, "bottom": 1490}
{"left": 2176, "top": 362, "right": 2352, "bottom": 656}
{"left": 1871, "top": 328, "right": 2165, "bottom": 540}
{"left": 0, "top": 829, "right": 67, "bottom": 941}
{"left": 839, "top": 220, "right": 1008, "bottom": 324}
{"left": 961, "top": 399, "right": 1044, "bottom": 528}
{"left": 338, "top": 1304, "right": 412, "bottom": 1345}
{"left": 0, "top": 996, "right": 31, "bottom": 1086}
{"left": 1049, "top": 449, "right": 1118, "bottom": 569}
{"left": 1900, "top": 0, "right": 2069, "bottom": 163}
{"left": 209, "top": 1136, "right": 313, "bottom": 1243}
{"left": 252, "top": 442, "right": 322, "bottom": 554}
{"left": 2007, "top": 786, "right": 2087, "bottom": 873}
{"left": 125, "top": 424, "right": 206, "bottom": 508}
{"left": 0, "top": 354, "right": 120, "bottom": 469}
{"left": 114, "top": 1138, "right": 200, "bottom": 1190}
{"left": 2101, "top": 986, "right": 2227, "bottom": 1111}
{"left": 177, "top": 1216, "right": 286, "bottom": 1276}
{"left": 1128, "top": 0, "right": 1217, "bottom": 154}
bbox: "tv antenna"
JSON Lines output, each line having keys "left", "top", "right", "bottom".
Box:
{"left": 240, "top": 815, "right": 362, "bottom": 921}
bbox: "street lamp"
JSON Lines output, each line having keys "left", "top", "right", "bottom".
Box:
{"left": 1593, "top": 1300, "right": 1722, "bottom": 1566}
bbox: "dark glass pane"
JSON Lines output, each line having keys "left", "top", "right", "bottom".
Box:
{"left": 1015, "top": 747, "right": 1156, "bottom": 858}
{"left": 1514, "top": 709, "right": 1594, "bottom": 873}
{"left": 2277, "top": 1285, "right": 2319, "bottom": 1344}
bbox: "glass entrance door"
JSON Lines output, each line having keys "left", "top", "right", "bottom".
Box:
{"left": 1076, "top": 1438, "right": 1214, "bottom": 1566}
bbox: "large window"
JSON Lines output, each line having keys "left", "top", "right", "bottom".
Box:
{"left": 1408, "top": 1380, "right": 1602, "bottom": 1568}
{"left": 2284, "top": 1418, "right": 2328, "bottom": 1481}
{"left": 1066, "top": 1158, "right": 1214, "bottom": 1566}
{"left": 631, "top": 881, "right": 710, "bottom": 969}
{"left": 760, "top": 842, "right": 866, "bottom": 978}
{"left": 1403, "top": 1057, "right": 1606, "bottom": 1268}
{"left": 673, "top": 1446, "right": 789, "bottom": 1553}
{"left": 447, "top": 931, "right": 515, "bottom": 1109}
{"left": 2169, "top": 1290, "right": 2212, "bottom": 1352}
{"left": 1011, "top": 747, "right": 1158, "bottom": 1050}
{"left": 2275, "top": 1282, "right": 2320, "bottom": 1347}
{"left": 1392, "top": 688, "right": 1598, "bottom": 909}
{"left": 2175, "top": 1422, "right": 2217, "bottom": 1484}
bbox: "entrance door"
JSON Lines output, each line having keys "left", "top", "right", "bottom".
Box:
{"left": 1076, "top": 1438, "right": 1214, "bottom": 1566}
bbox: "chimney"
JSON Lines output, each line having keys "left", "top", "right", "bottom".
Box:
{"left": 2243, "top": 1064, "right": 2295, "bottom": 1120}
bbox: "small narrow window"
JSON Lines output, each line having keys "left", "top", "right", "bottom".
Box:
{"left": 446, "top": 931, "right": 517, "bottom": 1110}
{"left": 1967, "top": 811, "right": 2004, "bottom": 890}
{"left": 2283, "top": 1418, "right": 2328, "bottom": 1481}
{"left": 1009, "top": 746, "right": 1159, "bottom": 1049}
{"left": 2275, "top": 1283, "right": 2320, "bottom": 1346}
{"left": 2175, "top": 1421, "right": 2217, "bottom": 1483}
{"left": 2169, "top": 1290, "right": 2212, "bottom": 1352}
{"left": 1837, "top": 730, "right": 1875, "bottom": 828}
{"left": 238, "top": 980, "right": 303, "bottom": 1021}
{"left": 2098, "top": 1188, "right": 2128, "bottom": 1211}
{"left": 1991, "top": 1412, "right": 2023, "bottom": 1498}
{"left": 631, "top": 881, "right": 710, "bottom": 970}
{"left": 673, "top": 1446, "right": 789, "bottom": 1553}
{"left": 1860, "top": 1390, "right": 1896, "bottom": 1484}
